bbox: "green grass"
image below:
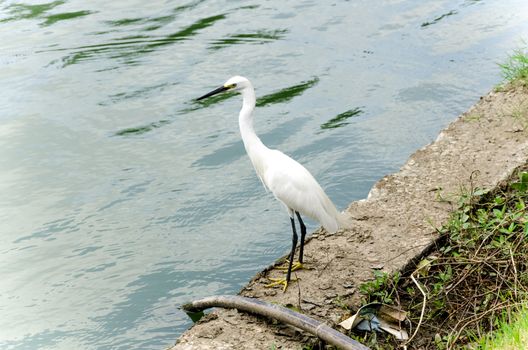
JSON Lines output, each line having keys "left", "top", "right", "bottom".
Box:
{"left": 356, "top": 169, "right": 528, "bottom": 349}
{"left": 499, "top": 46, "right": 528, "bottom": 87}
{"left": 478, "top": 304, "right": 528, "bottom": 349}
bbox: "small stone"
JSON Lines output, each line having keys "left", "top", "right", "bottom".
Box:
{"left": 342, "top": 289, "right": 356, "bottom": 297}
{"left": 264, "top": 289, "right": 277, "bottom": 296}
{"left": 315, "top": 309, "right": 328, "bottom": 317}
{"left": 371, "top": 264, "right": 384, "bottom": 270}
{"left": 223, "top": 317, "right": 239, "bottom": 326}
{"left": 197, "top": 326, "right": 222, "bottom": 339}
{"left": 329, "top": 313, "right": 342, "bottom": 324}
{"left": 319, "top": 282, "right": 332, "bottom": 290}
{"left": 343, "top": 282, "right": 354, "bottom": 289}
{"left": 301, "top": 303, "right": 316, "bottom": 311}
{"left": 302, "top": 298, "right": 322, "bottom": 306}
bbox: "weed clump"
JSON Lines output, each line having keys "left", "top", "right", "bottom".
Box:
{"left": 357, "top": 169, "right": 528, "bottom": 349}
{"left": 499, "top": 46, "right": 528, "bottom": 87}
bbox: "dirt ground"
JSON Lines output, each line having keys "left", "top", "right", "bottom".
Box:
{"left": 171, "top": 85, "right": 528, "bottom": 350}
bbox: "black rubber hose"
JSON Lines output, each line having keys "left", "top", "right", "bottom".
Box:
{"left": 182, "top": 295, "right": 370, "bottom": 350}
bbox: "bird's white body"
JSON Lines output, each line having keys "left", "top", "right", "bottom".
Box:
{"left": 197, "top": 75, "right": 347, "bottom": 289}
{"left": 233, "top": 76, "right": 344, "bottom": 233}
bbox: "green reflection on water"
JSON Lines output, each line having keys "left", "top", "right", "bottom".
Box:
{"left": 256, "top": 77, "right": 319, "bottom": 107}
{"left": 115, "top": 120, "right": 171, "bottom": 136}
{"left": 320, "top": 107, "right": 363, "bottom": 130}
{"left": 105, "top": 14, "right": 174, "bottom": 32}
{"left": 162, "top": 14, "right": 225, "bottom": 42}
{"left": 0, "top": 1, "right": 92, "bottom": 26}
{"left": 1, "top": 0, "right": 65, "bottom": 22}
{"left": 106, "top": 17, "right": 144, "bottom": 26}
{"left": 421, "top": 10, "right": 458, "bottom": 27}
{"left": 209, "top": 29, "right": 288, "bottom": 50}
{"left": 42, "top": 10, "right": 93, "bottom": 26}
{"left": 237, "top": 5, "right": 260, "bottom": 10}
{"left": 59, "top": 14, "right": 226, "bottom": 67}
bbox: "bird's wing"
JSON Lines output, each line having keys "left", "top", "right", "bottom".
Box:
{"left": 262, "top": 150, "right": 341, "bottom": 232}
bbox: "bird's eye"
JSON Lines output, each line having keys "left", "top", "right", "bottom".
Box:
{"left": 226, "top": 83, "right": 237, "bottom": 89}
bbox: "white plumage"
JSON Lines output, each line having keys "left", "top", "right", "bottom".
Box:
{"left": 197, "top": 75, "right": 346, "bottom": 290}
{"left": 258, "top": 149, "right": 342, "bottom": 233}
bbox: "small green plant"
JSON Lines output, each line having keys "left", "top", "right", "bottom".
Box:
{"left": 333, "top": 295, "right": 349, "bottom": 310}
{"left": 511, "top": 171, "right": 528, "bottom": 192}
{"left": 433, "top": 333, "right": 454, "bottom": 350}
{"left": 359, "top": 270, "right": 400, "bottom": 304}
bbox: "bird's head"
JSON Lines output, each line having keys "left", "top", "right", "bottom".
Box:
{"left": 196, "top": 76, "right": 251, "bottom": 101}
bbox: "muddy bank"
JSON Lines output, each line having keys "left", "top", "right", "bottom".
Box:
{"left": 171, "top": 85, "right": 528, "bottom": 349}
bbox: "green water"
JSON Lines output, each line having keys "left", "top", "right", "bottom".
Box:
{"left": 1, "top": 0, "right": 528, "bottom": 349}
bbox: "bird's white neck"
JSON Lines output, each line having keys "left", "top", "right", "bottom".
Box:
{"left": 238, "top": 85, "right": 267, "bottom": 155}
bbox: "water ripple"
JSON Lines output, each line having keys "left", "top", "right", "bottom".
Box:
{"left": 51, "top": 13, "right": 227, "bottom": 67}
{"left": 192, "top": 116, "right": 306, "bottom": 169}
{"left": 208, "top": 29, "right": 288, "bottom": 50}
{"left": 105, "top": 0, "right": 206, "bottom": 32}
{"left": 115, "top": 77, "right": 319, "bottom": 136}
{"left": 1, "top": 0, "right": 65, "bottom": 23}
{"left": 99, "top": 82, "right": 175, "bottom": 106}
{"left": 14, "top": 216, "right": 78, "bottom": 244}
{"left": 3, "top": 1, "right": 528, "bottom": 349}
{"left": 421, "top": 0, "right": 483, "bottom": 28}
{"left": 421, "top": 10, "right": 458, "bottom": 27}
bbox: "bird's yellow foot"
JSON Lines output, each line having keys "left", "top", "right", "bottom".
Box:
{"left": 265, "top": 277, "right": 297, "bottom": 292}
{"left": 277, "top": 260, "right": 307, "bottom": 272}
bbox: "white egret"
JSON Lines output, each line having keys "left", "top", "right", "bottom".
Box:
{"left": 197, "top": 76, "right": 346, "bottom": 291}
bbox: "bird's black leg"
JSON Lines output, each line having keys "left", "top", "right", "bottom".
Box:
{"left": 295, "top": 211, "right": 307, "bottom": 263}
{"left": 286, "top": 216, "right": 298, "bottom": 283}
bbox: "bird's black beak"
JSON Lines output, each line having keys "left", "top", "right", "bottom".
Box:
{"left": 196, "top": 86, "right": 229, "bottom": 101}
